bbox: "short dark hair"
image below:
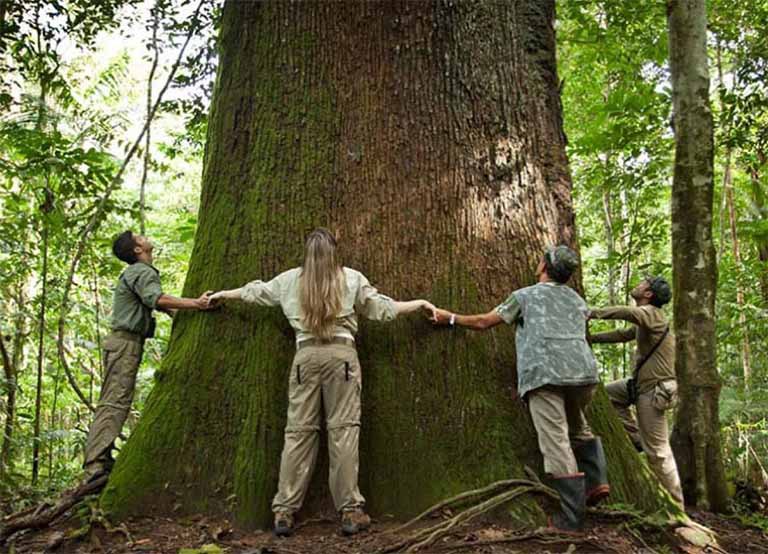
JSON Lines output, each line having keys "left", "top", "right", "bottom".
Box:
{"left": 646, "top": 276, "right": 672, "bottom": 307}
{"left": 543, "top": 245, "right": 579, "bottom": 284}
{"left": 112, "top": 231, "right": 138, "bottom": 264}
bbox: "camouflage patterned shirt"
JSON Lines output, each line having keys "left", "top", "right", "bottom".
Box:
{"left": 495, "top": 282, "right": 598, "bottom": 398}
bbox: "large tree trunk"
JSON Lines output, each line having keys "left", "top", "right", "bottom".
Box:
{"left": 667, "top": 0, "right": 729, "bottom": 512}
{"left": 101, "top": 1, "right": 677, "bottom": 528}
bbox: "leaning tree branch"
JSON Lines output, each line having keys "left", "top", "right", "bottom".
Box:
{"left": 55, "top": 0, "right": 205, "bottom": 410}
{"left": 139, "top": 0, "right": 162, "bottom": 235}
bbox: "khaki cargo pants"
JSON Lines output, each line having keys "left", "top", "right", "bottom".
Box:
{"left": 82, "top": 331, "right": 143, "bottom": 479}
{"left": 606, "top": 378, "right": 684, "bottom": 506}
{"left": 272, "top": 341, "right": 365, "bottom": 514}
{"left": 527, "top": 384, "right": 597, "bottom": 476}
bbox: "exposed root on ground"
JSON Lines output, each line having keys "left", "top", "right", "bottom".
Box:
{"left": 375, "top": 475, "right": 725, "bottom": 554}
{"left": 375, "top": 477, "right": 558, "bottom": 553}
{"left": 0, "top": 475, "right": 108, "bottom": 544}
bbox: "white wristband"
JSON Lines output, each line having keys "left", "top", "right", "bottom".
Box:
{"left": 449, "top": 313, "right": 456, "bottom": 326}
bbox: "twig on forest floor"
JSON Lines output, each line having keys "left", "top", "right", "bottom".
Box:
{"left": 623, "top": 524, "right": 660, "bottom": 554}
{"left": 432, "top": 531, "right": 606, "bottom": 552}
{"left": 269, "top": 546, "right": 304, "bottom": 554}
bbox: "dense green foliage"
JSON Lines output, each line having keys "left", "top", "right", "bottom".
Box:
{"left": 0, "top": 0, "right": 765, "bottom": 520}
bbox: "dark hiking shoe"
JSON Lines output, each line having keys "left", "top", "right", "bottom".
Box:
{"left": 273, "top": 511, "right": 295, "bottom": 537}
{"left": 574, "top": 438, "right": 611, "bottom": 506}
{"left": 548, "top": 473, "right": 587, "bottom": 532}
{"left": 341, "top": 508, "right": 371, "bottom": 536}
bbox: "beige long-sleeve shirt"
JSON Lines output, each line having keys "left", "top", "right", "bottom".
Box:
{"left": 589, "top": 304, "right": 676, "bottom": 393}
{"left": 241, "top": 267, "right": 396, "bottom": 344}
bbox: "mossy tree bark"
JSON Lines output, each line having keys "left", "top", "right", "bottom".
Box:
{"left": 101, "top": 0, "right": 678, "bottom": 528}
{"left": 666, "top": 0, "right": 730, "bottom": 512}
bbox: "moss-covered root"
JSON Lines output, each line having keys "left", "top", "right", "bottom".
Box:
{"left": 377, "top": 479, "right": 557, "bottom": 553}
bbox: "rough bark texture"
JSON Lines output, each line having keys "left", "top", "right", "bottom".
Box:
{"left": 666, "top": 0, "right": 730, "bottom": 512}
{"left": 101, "top": 1, "right": 677, "bottom": 528}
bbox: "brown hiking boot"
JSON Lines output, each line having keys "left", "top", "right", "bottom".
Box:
{"left": 273, "top": 511, "right": 295, "bottom": 537}
{"left": 341, "top": 508, "right": 370, "bottom": 536}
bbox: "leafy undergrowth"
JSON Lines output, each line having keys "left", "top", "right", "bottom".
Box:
{"left": 5, "top": 508, "right": 768, "bottom": 554}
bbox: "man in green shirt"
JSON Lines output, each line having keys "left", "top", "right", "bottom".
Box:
{"left": 588, "top": 276, "right": 684, "bottom": 507}
{"left": 82, "top": 231, "right": 213, "bottom": 482}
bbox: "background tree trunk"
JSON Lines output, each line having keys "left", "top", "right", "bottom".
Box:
{"left": 0, "top": 333, "right": 15, "bottom": 479}
{"left": 101, "top": 0, "right": 677, "bottom": 528}
{"left": 749, "top": 164, "right": 768, "bottom": 305}
{"left": 667, "top": 0, "right": 730, "bottom": 512}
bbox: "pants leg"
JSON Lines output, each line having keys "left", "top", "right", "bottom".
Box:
{"left": 272, "top": 352, "right": 323, "bottom": 514}
{"left": 83, "top": 334, "right": 142, "bottom": 472}
{"left": 322, "top": 345, "right": 365, "bottom": 512}
{"left": 606, "top": 378, "right": 642, "bottom": 449}
{"left": 528, "top": 387, "right": 579, "bottom": 476}
{"left": 636, "top": 390, "right": 684, "bottom": 506}
{"left": 563, "top": 384, "right": 596, "bottom": 448}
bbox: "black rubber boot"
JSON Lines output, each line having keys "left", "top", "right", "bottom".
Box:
{"left": 549, "top": 473, "right": 586, "bottom": 532}
{"left": 574, "top": 438, "right": 610, "bottom": 506}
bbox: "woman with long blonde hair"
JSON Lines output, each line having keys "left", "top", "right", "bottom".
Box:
{"left": 209, "top": 228, "right": 435, "bottom": 537}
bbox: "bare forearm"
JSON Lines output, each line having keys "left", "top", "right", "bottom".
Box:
{"left": 156, "top": 294, "right": 203, "bottom": 311}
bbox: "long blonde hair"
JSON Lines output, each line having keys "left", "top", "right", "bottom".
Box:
{"left": 299, "top": 228, "right": 345, "bottom": 341}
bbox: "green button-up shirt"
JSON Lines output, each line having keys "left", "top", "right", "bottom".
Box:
{"left": 111, "top": 262, "right": 164, "bottom": 338}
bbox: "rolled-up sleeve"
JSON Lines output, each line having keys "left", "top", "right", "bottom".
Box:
{"left": 133, "top": 268, "right": 163, "bottom": 309}
{"left": 590, "top": 306, "right": 651, "bottom": 327}
{"left": 355, "top": 275, "right": 396, "bottom": 322}
{"left": 241, "top": 276, "right": 281, "bottom": 306}
{"left": 589, "top": 326, "right": 637, "bottom": 344}
{"left": 494, "top": 292, "right": 522, "bottom": 325}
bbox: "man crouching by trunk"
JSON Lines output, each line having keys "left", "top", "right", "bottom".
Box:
{"left": 588, "top": 276, "right": 684, "bottom": 508}
{"left": 81, "top": 230, "right": 214, "bottom": 483}
{"left": 431, "top": 246, "right": 609, "bottom": 532}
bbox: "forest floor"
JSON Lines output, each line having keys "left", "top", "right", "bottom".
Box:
{"left": 4, "top": 508, "right": 768, "bottom": 554}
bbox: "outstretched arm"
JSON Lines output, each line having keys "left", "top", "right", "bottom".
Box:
{"left": 157, "top": 292, "right": 213, "bottom": 311}
{"left": 432, "top": 308, "right": 503, "bottom": 331}
{"left": 392, "top": 299, "right": 437, "bottom": 319}
{"left": 431, "top": 290, "right": 519, "bottom": 331}
{"left": 588, "top": 326, "right": 636, "bottom": 344}
{"left": 209, "top": 276, "right": 282, "bottom": 308}
{"left": 208, "top": 288, "right": 244, "bottom": 303}
{"left": 589, "top": 305, "right": 651, "bottom": 327}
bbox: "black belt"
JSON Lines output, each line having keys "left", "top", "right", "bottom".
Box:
{"left": 297, "top": 337, "right": 355, "bottom": 350}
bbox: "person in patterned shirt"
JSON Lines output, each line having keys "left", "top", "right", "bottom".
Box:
{"left": 432, "top": 246, "right": 608, "bottom": 532}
